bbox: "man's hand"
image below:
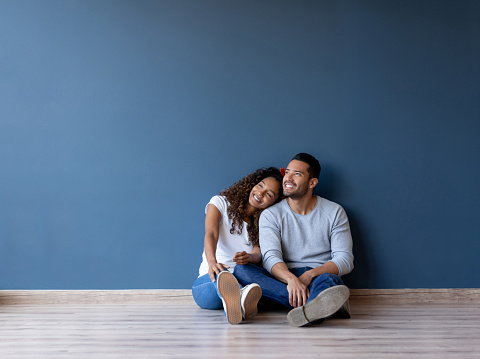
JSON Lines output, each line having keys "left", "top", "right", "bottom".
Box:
{"left": 286, "top": 276, "right": 309, "bottom": 308}
{"left": 232, "top": 251, "right": 249, "bottom": 265}
{"left": 298, "top": 269, "right": 315, "bottom": 287}
{"left": 208, "top": 263, "right": 229, "bottom": 282}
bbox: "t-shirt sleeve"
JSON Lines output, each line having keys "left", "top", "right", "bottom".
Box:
{"left": 205, "top": 195, "right": 227, "bottom": 217}
{"left": 259, "top": 209, "right": 284, "bottom": 273}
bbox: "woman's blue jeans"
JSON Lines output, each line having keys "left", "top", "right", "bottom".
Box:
{"left": 191, "top": 272, "right": 243, "bottom": 310}
{"left": 233, "top": 263, "right": 345, "bottom": 309}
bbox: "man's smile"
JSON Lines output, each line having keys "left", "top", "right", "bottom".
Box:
{"left": 284, "top": 182, "right": 296, "bottom": 189}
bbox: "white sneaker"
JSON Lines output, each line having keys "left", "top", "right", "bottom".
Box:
{"left": 240, "top": 283, "right": 262, "bottom": 320}
{"left": 217, "top": 271, "right": 242, "bottom": 324}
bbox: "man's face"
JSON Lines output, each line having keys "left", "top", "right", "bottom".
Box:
{"left": 283, "top": 160, "right": 313, "bottom": 199}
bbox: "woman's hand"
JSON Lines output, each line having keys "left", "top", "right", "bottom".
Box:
{"left": 208, "top": 262, "right": 229, "bottom": 282}
{"left": 232, "top": 251, "right": 250, "bottom": 265}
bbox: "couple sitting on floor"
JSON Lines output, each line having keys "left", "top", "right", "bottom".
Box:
{"left": 191, "top": 153, "right": 354, "bottom": 327}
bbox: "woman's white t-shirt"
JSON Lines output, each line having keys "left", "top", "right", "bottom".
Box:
{"left": 198, "top": 195, "right": 253, "bottom": 277}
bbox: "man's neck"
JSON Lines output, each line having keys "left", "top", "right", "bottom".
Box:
{"left": 286, "top": 195, "right": 317, "bottom": 215}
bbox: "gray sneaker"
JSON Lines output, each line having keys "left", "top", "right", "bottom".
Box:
{"left": 287, "top": 285, "right": 350, "bottom": 327}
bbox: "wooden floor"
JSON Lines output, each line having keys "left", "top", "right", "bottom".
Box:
{"left": 1, "top": 290, "right": 479, "bottom": 358}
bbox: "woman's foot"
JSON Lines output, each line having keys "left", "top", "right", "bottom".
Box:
{"left": 240, "top": 283, "right": 262, "bottom": 320}
{"left": 217, "top": 271, "right": 242, "bottom": 324}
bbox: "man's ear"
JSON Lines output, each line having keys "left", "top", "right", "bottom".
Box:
{"left": 309, "top": 178, "right": 318, "bottom": 189}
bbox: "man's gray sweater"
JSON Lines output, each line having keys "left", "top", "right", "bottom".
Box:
{"left": 259, "top": 196, "right": 354, "bottom": 277}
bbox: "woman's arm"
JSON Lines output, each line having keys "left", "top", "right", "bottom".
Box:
{"left": 232, "top": 246, "right": 262, "bottom": 265}
{"left": 248, "top": 246, "right": 262, "bottom": 264}
{"left": 204, "top": 204, "right": 229, "bottom": 282}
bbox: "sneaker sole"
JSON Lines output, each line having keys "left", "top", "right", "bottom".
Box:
{"left": 217, "top": 272, "right": 242, "bottom": 325}
{"left": 287, "top": 285, "right": 350, "bottom": 327}
{"left": 242, "top": 285, "right": 262, "bottom": 320}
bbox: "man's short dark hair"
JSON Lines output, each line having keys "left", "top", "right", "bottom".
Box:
{"left": 291, "top": 153, "right": 321, "bottom": 179}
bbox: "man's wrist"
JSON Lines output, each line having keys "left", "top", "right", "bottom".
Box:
{"left": 285, "top": 276, "right": 299, "bottom": 284}
{"left": 306, "top": 269, "right": 317, "bottom": 280}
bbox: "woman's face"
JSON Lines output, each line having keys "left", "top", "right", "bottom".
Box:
{"left": 248, "top": 177, "right": 281, "bottom": 210}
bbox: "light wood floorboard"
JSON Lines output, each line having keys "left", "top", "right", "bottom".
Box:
{"left": 1, "top": 299, "right": 479, "bottom": 358}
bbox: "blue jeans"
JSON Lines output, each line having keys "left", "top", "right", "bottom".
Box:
{"left": 191, "top": 272, "right": 243, "bottom": 310}
{"left": 234, "top": 263, "right": 345, "bottom": 309}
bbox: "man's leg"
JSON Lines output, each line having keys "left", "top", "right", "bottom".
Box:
{"left": 234, "top": 264, "right": 291, "bottom": 309}
{"left": 287, "top": 272, "right": 350, "bottom": 327}
{"left": 308, "top": 273, "right": 351, "bottom": 318}
{"left": 307, "top": 273, "right": 346, "bottom": 302}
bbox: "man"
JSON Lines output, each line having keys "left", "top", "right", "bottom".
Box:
{"left": 234, "top": 153, "right": 354, "bottom": 326}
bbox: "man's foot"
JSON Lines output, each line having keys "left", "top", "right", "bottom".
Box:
{"left": 240, "top": 283, "right": 262, "bottom": 319}
{"left": 217, "top": 271, "right": 242, "bottom": 324}
{"left": 287, "top": 285, "right": 350, "bottom": 327}
{"left": 332, "top": 299, "right": 351, "bottom": 319}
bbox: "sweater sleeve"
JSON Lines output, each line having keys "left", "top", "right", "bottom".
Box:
{"left": 259, "top": 209, "right": 284, "bottom": 274}
{"left": 329, "top": 206, "right": 354, "bottom": 276}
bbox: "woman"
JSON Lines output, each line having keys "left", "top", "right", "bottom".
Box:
{"left": 192, "top": 167, "right": 283, "bottom": 324}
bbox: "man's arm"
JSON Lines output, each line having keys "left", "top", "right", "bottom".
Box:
{"left": 329, "top": 205, "right": 354, "bottom": 276}
{"left": 259, "top": 209, "right": 284, "bottom": 273}
{"left": 260, "top": 207, "right": 310, "bottom": 308}
{"left": 298, "top": 205, "right": 353, "bottom": 286}
{"left": 271, "top": 262, "right": 309, "bottom": 308}
{"left": 297, "top": 261, "right": 339, "bottom": 287}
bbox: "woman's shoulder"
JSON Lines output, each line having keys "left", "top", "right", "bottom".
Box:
{"left": 209, "top": 195, "right": 228, "bottom": 205}
{"left": 206, "top": 195, "right": 229, "bottom": 214}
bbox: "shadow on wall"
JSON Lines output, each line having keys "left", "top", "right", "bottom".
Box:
{"left": 314, "top": 166, "right": 372, "bottom": 289}
{"left": 342, "top": 210, "right": 372, "bottom": 289}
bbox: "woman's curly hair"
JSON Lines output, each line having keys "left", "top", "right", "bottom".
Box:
{"left": 219, "top": 167, "right": 283, "bottom": 247}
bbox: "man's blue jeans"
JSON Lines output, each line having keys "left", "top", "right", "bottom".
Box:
{"left": 191, "top": 272, "right": 243, "bottom": 310}
{"left": 234, "top": 263, "right": 345, "bottom": 309}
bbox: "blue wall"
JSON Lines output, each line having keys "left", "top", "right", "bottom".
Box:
{"left": 1, "top": 1, "right": 478, "bottom": 289}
